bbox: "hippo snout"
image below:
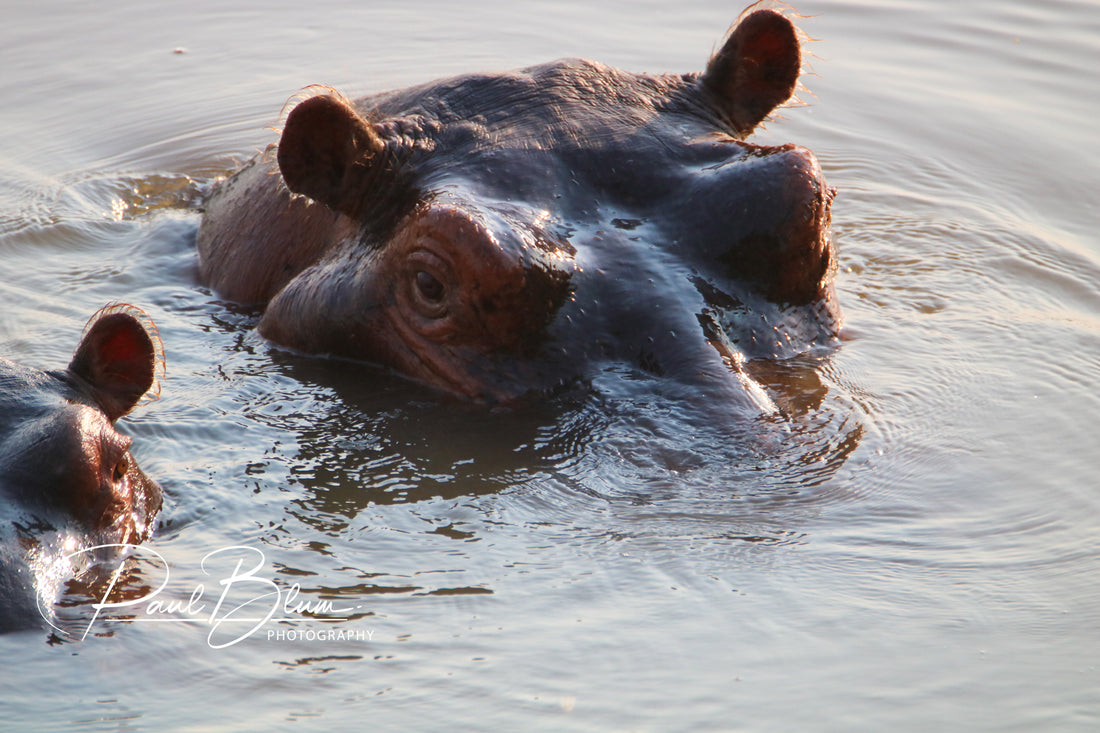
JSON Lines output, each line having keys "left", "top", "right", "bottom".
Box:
{"left": 733, "top": 144, "right": 836, "bottom": 307}
{"left": 679, "top": 142, "right": 836, "bottom": 310}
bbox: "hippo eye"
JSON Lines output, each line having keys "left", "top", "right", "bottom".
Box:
{"left": 113, "top": 454, "right": 131, "bottom": 483}
{"left": 405, "top": 250, "right": 452, "bottom": 320}
{"left": 415, "top": 270, "right": 445, "bottom": 303}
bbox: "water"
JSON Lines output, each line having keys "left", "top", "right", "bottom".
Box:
{"left": 1, "top": 0, "right": 1098, "bottom": 730}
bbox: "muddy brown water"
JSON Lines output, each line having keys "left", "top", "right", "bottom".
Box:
{"left": 1, "top": 1, "right": 1098, "bottom": 730}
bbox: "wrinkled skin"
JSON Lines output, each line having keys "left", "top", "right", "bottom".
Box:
{"left": 0, "top": 306, "right": 163, "bottom": 632}
{"left": 198, "top": 6, "right": 838, "bottom": 406}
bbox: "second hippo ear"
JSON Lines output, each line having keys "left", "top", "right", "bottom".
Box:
{"left": 702, "top": 8, "right": 801, "bottom": 136}
{"left": 277, "top": 95, "right": 386, "bottom": 217}
{"left": 68, "top": 310, "right": 157, "bottom": 422}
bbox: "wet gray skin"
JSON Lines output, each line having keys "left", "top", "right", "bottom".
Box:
{"left": 197, "top": 7, "right": 838, "bottom": 407}
{"left": 0, "top": 307, "right": 162, "bottom": 632}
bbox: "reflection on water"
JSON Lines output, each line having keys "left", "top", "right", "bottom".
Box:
{"left": 248, "top": 334, "right": 868, "bottom": 533}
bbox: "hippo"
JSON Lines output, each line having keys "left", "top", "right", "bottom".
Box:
{"left": 197, "top": 5, "right": 838, "bottom": 407}
{"left": 0, "top": 305, "right": 163, "bottom": 632}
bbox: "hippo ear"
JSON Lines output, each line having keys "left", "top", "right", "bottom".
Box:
{"left": 702, "top": 7, "right": 801, "bottom": 136}
{"left": 68, "top": 308, "right": 158, "bottom": 422}
{"left": 277, "top": 94, "right": 386, "bottom": 217}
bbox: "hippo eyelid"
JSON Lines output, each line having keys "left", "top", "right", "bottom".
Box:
{"left": 96, "top": 427, "right": 132, "bottom": 479}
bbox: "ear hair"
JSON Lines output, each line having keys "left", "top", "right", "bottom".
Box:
{"left": 69, "top": 304, "right": 163, "bottom": 421}
{"left": 277, "top": 94, "right": 386, "bottom": 217}
{"left": 702, "top": 5, "right": 802, "bottom": 136}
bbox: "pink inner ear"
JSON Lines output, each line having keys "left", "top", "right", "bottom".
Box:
{"left": 277, "top": 94, "right": 382, "bottom": 208}
{"left": 746, "top": 26, "right": 792, "bottom": 67}
{"left": 101, "top": 327, "right": 147, "bottom": 371}
{"left": 738, "top": 10, "right": 800, "bottom": 90}
{"left": 70, "top": 310, "right": 157, "bottom": 421}
{"left": 88, "top": 315, "right": 155, "bottom": 382}
{"left": 703, "top": 8, "right": 801, "bottom": 135}
{"left": 740, "top": 25, "right": 799, "bottom": 102}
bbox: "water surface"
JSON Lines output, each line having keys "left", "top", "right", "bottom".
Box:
{"left": 1, "top": 1, "right": 1098, "bottom": 730}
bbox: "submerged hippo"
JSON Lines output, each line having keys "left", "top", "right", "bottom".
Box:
{"left": 0, "top": 306, "right": 163, "bottom": 632}
{"left": 198, "top": 5, "right": 838, "bottom": 406}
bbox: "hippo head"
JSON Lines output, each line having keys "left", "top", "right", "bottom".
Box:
{"left": 198, "top": 6, "right": 838, "bottom": 406}
{"left": 0, "top": 306, "right": 163, "bottom": 545}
